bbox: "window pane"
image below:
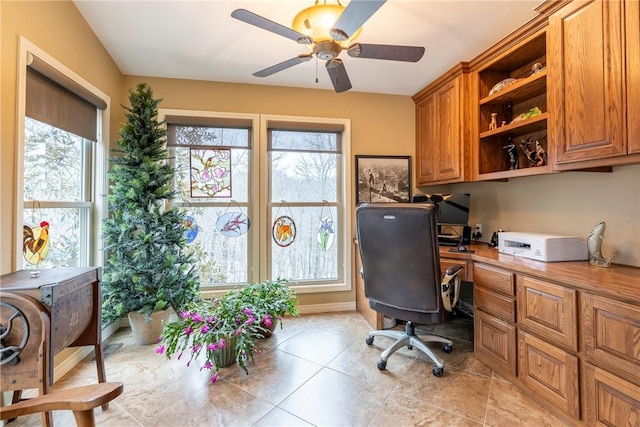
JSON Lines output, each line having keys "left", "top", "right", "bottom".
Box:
{"left": 169, "top": 126, "right": 249, "bottom": 148}
{"left": 271, "top": 151, "right": 338, "bottom": 202}
{"left": 24, "top": 118, "right": 84, "bottom": 201}
{"left": 181, "top": 206, "right": 250, "bottom": 285}
{"left": 271, "top": 130, "right": 338, "bottom": 152}
{"left": 271, "top": 205, "right": 338, "bottom": 281}
{"left": 21, "top": 207, "right": 87, "bottom": 269}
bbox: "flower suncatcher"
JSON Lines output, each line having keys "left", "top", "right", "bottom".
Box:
{"left": 190, "top": 148, "right": 231, "bottom": 198}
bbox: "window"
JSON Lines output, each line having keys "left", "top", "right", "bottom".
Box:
{"left": 163, "top": 111, "right": 351, "bottom": 293}
{"left": 16, "top": 40, "right": 108, "bottom": 270}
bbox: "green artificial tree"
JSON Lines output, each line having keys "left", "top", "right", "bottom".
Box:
{"left": 101, "top": 83, "right": 199, "bottom": 326}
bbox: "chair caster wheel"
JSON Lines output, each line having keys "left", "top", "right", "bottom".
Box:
{"left": 443, "top": 344, "right": 453, "bottom": 353}
{"left": 377, "top": 359, "right": 387, "bottom": 370}
{"left": 432, "top": 366, "right": 444, "bottom": 377}
{"left": 365, "top": 336, "right": 374, "bottom": 345}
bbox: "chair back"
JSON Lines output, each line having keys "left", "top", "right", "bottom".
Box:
{"left": 356, "top": 203, "right": 444, "bottom": 324}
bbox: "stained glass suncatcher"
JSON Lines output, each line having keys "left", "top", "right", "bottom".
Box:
{"left": 190, "top": 148, "right": 232, "bottom": 198}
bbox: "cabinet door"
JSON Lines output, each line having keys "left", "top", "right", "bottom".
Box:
{"left": 517, "top": 275, "right": 578, "bottom": 351}
{"left": 434, "top": 79, "right": 462, "bottom": 181}
{"left": 518, "top": 330, "right": 580, "bottom": 419}
{"left": 584, "top": 362, "right": 640, "bottom": 427}
{"left": 548, "top": 0, "right": 626, "bottom": 164}
{"left": 627, "top": 0, "right": 640, "bottom": 155}
{"left": 415, "top": 94, "right": 437, "bottom": 184}
{"left": 582, "top": 293, "right": 640, "bottom": 385}
{"left": 474, "top": 309, "right": 517, "bottom": 376}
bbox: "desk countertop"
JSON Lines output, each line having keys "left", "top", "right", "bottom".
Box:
{"left": 441, "top": 243, "right": 640, "bottom": 304}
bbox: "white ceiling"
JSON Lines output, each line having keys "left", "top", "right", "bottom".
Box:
{"left": 73, "top": 0, "right": 542, "bottom": 96}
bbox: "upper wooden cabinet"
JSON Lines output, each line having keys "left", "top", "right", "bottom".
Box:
{"left": 548, "top": 0, "right": 640, "bottom": 168}
{"left": 412, "top": 63, "right": 471, "bottom": 185}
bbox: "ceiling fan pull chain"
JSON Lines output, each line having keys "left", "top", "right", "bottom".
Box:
{"left": 315, "top": 57, "right": 319, "bottom": 83}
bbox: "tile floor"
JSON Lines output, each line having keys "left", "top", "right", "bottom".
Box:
{"left": 8, "top": 311, "right": 572, "bottom": 426}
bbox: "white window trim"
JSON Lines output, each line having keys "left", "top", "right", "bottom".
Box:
{"left": 15, "top": 37, "right": 110, "bottom": 270}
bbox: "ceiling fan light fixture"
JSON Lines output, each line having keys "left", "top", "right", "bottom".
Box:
{"left": 292, "top": 2, "right": 361, "bottom": 47}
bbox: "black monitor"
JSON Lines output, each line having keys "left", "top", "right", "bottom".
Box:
{"left": 412, "top": 193, "right": 471, "bottom": 226}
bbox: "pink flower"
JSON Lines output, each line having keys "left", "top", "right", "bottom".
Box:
{"left": 180, "top": 311, "right": 191, "bottom": 319}
{"left": 243, "top": 308, "right": 253, "bottom": 316}
{"left": 219, "top": 338, "right": 226, "bottom": 348}
{"left": 210, "top": 373, "right": 218, "bottom": 384}
{"left": 263, "top": 315, "right": 273, "bottom": 328}
{"left": 207, "top": 342, "right": 219, "bottom": 351}
{"left": 203, "top": 361, "right": 213, "bottom": 370}
{"left": 245, "top": 315, "right": 255, "bottom": 325}
{"left": 235, "top": 328, "right": 243, "bottom": 336}
{"left": 184, "top": 326, "right": 193, "bottom": 335}
{"left": 155, "top": 345, "right": 165, "bottom": 354}
{"left": 201, "top": 325, "right": 210, "bottom": 333}
{"left": 192, "top": 313, "right": 202, "bottom": 323}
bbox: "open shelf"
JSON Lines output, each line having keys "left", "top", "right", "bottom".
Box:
{"left": 479, "top": 113, "right": 548, "bottom": 139}
{"left": 475, "top": 28, "right": 549, "bottom": 179}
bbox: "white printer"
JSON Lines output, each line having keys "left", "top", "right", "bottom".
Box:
{"left": 498, "top": 232, "right": 588, "bottom": 262}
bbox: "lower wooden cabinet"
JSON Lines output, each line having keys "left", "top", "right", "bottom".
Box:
{"left": 517, "top": 330, "right": 580, "bottom": 418}
{"left": 584, "top": 363, "right": 640, "bottom": 426}
{"left": 474, "top": 309, "right": 517, "bottom": 376}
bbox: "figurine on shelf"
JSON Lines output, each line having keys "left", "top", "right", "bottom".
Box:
{"left": 534, "top": 140, "right": 547, "bottom": 167}
{"left": 503, "top": 143, "right": 519, "bottom": 170}
{"left": 531, "top": 62, "right": 545, "bottom": 75}
{"left": 501, "top": 121, "right": 507, "bottom": 127}
{"left": 520, "top": 138, "right": 537, "bottom": 167}
{"left": 489, "top": 113, "right": 498, "bottom": 130}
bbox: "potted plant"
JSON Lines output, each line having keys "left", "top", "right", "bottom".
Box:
{"left": 157, "top": 280, "right": 299, "bottom": 382}
{"left": 101, "top": 83, "right": 199, "bottom": 344}
{"left": 157, "top": 293, "right": 262, "bottom": 383}
{"left": 235, "top": 278, "right": 300, "bottom": 336}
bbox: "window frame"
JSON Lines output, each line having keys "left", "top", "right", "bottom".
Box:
{"left": 14, "top": 37, "right": 110, "bottom": 270}
{"left": 159, "top": 110, "right": 352, "bottom": 295}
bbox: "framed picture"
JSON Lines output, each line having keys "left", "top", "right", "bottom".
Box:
{"left": 355, "top": 155, "right": 412, "bottom": 205}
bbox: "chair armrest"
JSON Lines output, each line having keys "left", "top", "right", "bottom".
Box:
{"left": 0, "top": 382, "right": 123, "bottom": 426}
{"left": 441, "top": 266, "right": 464, "bottom": 312}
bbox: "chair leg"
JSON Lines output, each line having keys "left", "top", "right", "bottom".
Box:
{"left": 366, "top": 321, "right": 453, "bottom": 375}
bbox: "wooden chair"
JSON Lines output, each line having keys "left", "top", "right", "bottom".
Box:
{"left": 0, "top": 382, "right": 123, "bottom": 427}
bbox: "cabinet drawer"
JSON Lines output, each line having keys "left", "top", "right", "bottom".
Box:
{"left": 517, "top": 275, "right": 578, "bottom": 351}
{"left": 474, "top": 285, "right": 515, "bottom": 322}
{"left": 473, "top": 263, "right": 514, "bottom": 296}
{"left": 518, "top": 330, "right": 580, "bottom": 419}
{"left": 474, "top": 310, "right": 516, "bottom": 376}
{"left": 582, "top": 293, "right": 640, "bottom": 385}
{"left": 584, "top": 362, "right": 640, "bottom": 427}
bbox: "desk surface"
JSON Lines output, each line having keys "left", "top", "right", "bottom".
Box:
{"left": 440, "top": 243, "right": 640, "bottom": 304}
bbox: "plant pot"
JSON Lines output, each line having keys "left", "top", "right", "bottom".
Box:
{"left": 259, "top": 320, "right": 277, "bottom": 338}
{"left": 212, "top": 337, "right": 237, "bottom": 368}
{"left": 128, "top": 310, "right": 171, "bottom": 345}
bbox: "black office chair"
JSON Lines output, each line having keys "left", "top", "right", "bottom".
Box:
{"left": 356, "top": 203, "right": 463, "bottom": 377}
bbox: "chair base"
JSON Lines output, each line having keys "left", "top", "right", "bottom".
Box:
{"left": 366, "top": 321, "right": 452, "bottom": 376}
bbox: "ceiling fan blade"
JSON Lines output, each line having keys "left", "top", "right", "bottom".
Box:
{"left": 325, "top": 59, "right": 352, "bottom": 93}
{"left": 253, "top": 54, "right": 313, "bottom": 78}
{"left": 330, "top": 0, "right": 386, "bottom": 41}
{"left": 231, "top": 9, "right": 312, "bottom": 44}
{"left": 347, "top": 43, "right": 425, "bottom": 62}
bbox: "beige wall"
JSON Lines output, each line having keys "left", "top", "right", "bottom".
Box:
{"left": 421, "top": 164, "right": 640, "bottom": 267}
{"left": 121, "top": 75, "right": 416, "bottom": 306}
{"left": 1, "top": 0, "right": 122, "bottom": 273}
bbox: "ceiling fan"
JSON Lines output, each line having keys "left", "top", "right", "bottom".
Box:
{"left": 231, "top": 0, "right": 425, "bottom": 93}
